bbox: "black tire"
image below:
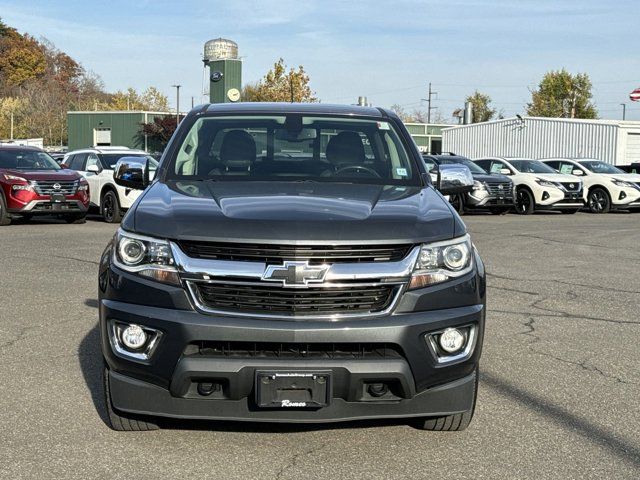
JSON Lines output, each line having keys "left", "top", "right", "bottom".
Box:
{"left": 587, "top": 187, "right": 611, "bottom": 214}
{"left": 515, "top": 188, "right": 535, "bottom": 215}
{"left": 0, "top": 193, "right": 11, "bottom": 226}
{"left": 489, "top": 207, "right": 511, "bottom": 215}
{"left": 63, "top": 213, "right": 87, "bottom": 224}
{"left": 102, "top": 190, "right": 122, "bottom": 223}
{"left": 560, "top": 209, "right": 580, "bottom": 214}
{"left": 412, "top": 368, "right": 479, "bottom": 431}
{"left": 103, "top": 365, "right": 159, "bottom": 431}
{"left": 449, "top": 194, "right": 465, "bottom": 214}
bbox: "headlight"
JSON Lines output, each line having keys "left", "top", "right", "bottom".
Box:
{"left": 3, "top": 174, "right": 27, "bottom": 182}
{"left": 410, "top": 234, "right": 473, "bottom": 289}
{"left": 77, "top": 180, "right": 89, "bottom": 191}
{"left": 472, "top": 180, "right": 487, "bottom": 191}
{"left": 535, "top": 179, "right": 558, "bottom": 188}
{"left": 611, "top": 179, "right": 634, "bottom": 188}
{"left": 113, "top": 229, "right": 179, "bottom": 285}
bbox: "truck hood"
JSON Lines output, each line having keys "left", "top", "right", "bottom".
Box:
{"left": 127, "top": 180, "right": 464, "bottom": 244}
{"left": 1, "top": 168, "right": 81, "bottom": 182}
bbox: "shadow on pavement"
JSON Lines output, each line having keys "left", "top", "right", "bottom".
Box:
{"left": 482, "top": 371, "right": 640, "bottom": 469}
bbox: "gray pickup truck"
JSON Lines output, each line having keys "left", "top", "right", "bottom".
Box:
{"left": 98, "top": 102, "right": 486, "bottom": 431}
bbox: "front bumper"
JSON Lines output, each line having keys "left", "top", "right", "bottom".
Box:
{"left": 99, "top": 252, "right": 485, "bottom": 423}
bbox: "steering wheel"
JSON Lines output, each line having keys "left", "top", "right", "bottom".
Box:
{"left": 335, "top": 165, "right": 381, "bottom": 178}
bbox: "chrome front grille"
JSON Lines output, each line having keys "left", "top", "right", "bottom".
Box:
{"left": 176, "top": 241, "right": 412, "bottom": 264}
{"left": 31, "top": 180, "right": 78, "bottom": 196}
{"left": 560, "top": 182, "right": 582, "bottom": 192}
{"left": 190, "top": 281, "right": 399, "bottom": 317}
{"left": 485, "top": 181, "right": 513, "bottom": 196}
{"left": 172, "top": 241, "right": 419, "bottom": 320}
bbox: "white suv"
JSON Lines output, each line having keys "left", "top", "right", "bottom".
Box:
{"left": 474, "top": 157, "right": 584, "bottom": 215}
{"left": 542, "top": 158, "right": 640, "bottom": 213}
{"left": 63, "top": 147, "right": 157, "bottom": 223}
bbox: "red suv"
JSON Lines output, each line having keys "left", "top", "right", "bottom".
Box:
{"left": 0, "top": 145, "right": 90, "bottom": 226}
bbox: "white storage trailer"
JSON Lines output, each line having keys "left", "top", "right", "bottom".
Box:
{"left": 442, "top": 117, "right": 640, "bottom": 165}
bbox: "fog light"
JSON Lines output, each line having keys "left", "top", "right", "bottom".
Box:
{"left": 121, "top": 324, "right": 147, "bottom": 350}
{"left": 439, "top": 328, "right": 465, "bottom": 353}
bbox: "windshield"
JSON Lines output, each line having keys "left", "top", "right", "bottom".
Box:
{"left": 437, "top": 157, "right": 487, "bottom": 174}
{"left": 579, "top": 161, "right": 624, "bottom": 174}
{"left": 168, "top": 115, "right": 419, "bottom": 186}
{"left": 0, "top": 150, "right": 60, "bottom": 171}
{"left": 100, "top": 153, "right": 148, "bottom": 169}
{"left": 509, "top": 160, "right": 557, "bottom": 174}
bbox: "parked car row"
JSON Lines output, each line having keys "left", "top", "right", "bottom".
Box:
{"left": 2, "top": 142, "right": 639, "bottom": 227}
{"left": 423, "top": 154, "right": 640, "bottom": 215}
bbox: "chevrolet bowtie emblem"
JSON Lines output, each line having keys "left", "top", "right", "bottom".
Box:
{"left": 262, "top": 261, "right": 329, "bottom": 287}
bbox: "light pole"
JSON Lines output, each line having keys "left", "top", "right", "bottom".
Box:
{"left": 620, "top": 103, "right": 626, "bottom": 121}
{"left": 172, "top": 84, "right": 181, "bottom": 126}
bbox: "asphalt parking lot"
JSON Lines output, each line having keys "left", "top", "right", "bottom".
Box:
{"left": 1, "top": 212, "right": 639, "bottom": 479}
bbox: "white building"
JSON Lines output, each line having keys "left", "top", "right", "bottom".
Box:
{"left": 442, "top": 117, "right": 640, "bottom": 165}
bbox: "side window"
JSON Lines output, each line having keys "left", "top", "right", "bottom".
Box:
{"left": 422, "top": 158, "right": 437, "bottom": 172}
{"left": 86, "top": 153, "right": 101, "bottom": 171}
{"left": 558, "top": 162, "right": 575, "bottom": 175}
{"left": 489, "top": 161, "right": 505, "bottom": 174}
{"left": 545, "top": 161, "right": 560, "bottom": 171}
{"left": 70, "top": 153, "right": 87, "bottom": 171}
{"left": 64, "top": 154, "right": 75, "bottom": 168}
{"left": 474, "top": 160, "right": 490, "bottom": 171}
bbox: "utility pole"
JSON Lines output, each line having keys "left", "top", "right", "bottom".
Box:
{"left": 621, "top": 103, "right": 626, "bottom": 120}
{"left": 10, "top": 111, "right": 14, "bottom": 140}
{"left": 172, "top": 84, "right": 181, "bottom": 126}
{"left": 424, "top": 83, "right": 437, "bottom": 124}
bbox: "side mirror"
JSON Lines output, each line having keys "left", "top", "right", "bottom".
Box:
{"left": 499, "top": 168, "right": 512, "bottom": 175}
{"left": 113, "top": 157, "right": 150, "bottom": 190}
{"left": 86, "top": 164, "right": 101, "bottom": 174}
{"left": 572, "top": 169, "right": 584, "bottom": 176}
{"left": 436, "top": 163, "right": 474, "bottom": 196}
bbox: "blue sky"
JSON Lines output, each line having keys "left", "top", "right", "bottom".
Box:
{"left": 2, "top": 0, "right": 640, "bottom": 120}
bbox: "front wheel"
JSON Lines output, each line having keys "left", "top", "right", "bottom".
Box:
{"left": 412, "top": 369, "right": 479, "bottom": 431}
{"left": 449, "top": 194, "right": 465, "bottom": 214}
{"left": 515, "top": 188, "right": 535, "bottom": 215}
{"left": 102, "top": 190, "right": 122, "bottom": 223}
{"left": 0, "top": 194, "right": 11, "bottom": 226}
{"left": 103, "top": 365, "right": 159, "bottom": 431}
{"left": 587, "top": 188, "right": 611, "bottom": 214}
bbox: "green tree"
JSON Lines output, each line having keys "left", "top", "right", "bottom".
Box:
{"left": 465, "top": 91, "right": 497, "bottom": 123}
{"left": 527, "top": 69, "right": 597, "bottom": 119}
{"left": 242, "top": 58, "right": 317, "bottom": 102}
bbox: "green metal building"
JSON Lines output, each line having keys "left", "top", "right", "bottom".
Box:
{"left": 66, "top": 111, "right": 171, "bottom": 152}
{"left": 405, "top": 123, "right": 448, "bottom": 154}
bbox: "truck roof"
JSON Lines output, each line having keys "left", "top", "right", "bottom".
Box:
{"left": 201, "top": 102, "right": 386, "bottom": 118}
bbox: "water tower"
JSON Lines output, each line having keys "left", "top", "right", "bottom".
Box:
{"left": 203, "top": 38, "right": 242, "bottom": 103}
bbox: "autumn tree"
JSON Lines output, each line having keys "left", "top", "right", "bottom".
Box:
{"left": 139, "top": 114, "right": 185, "bottom": 152}
{"left": 103, "top": 87, "right": 169, "bottom": 111}
{"left": 242, "top": 58, "right": 317, "bottom": 103}
{"left": 465, "top": 91, "right": 497, "bottom": 123}
{"left": 0, "top": 20, "right": 46, "bottom": 90}
{"left": 527, "top": 69, "right": 597, "bottom": 119}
